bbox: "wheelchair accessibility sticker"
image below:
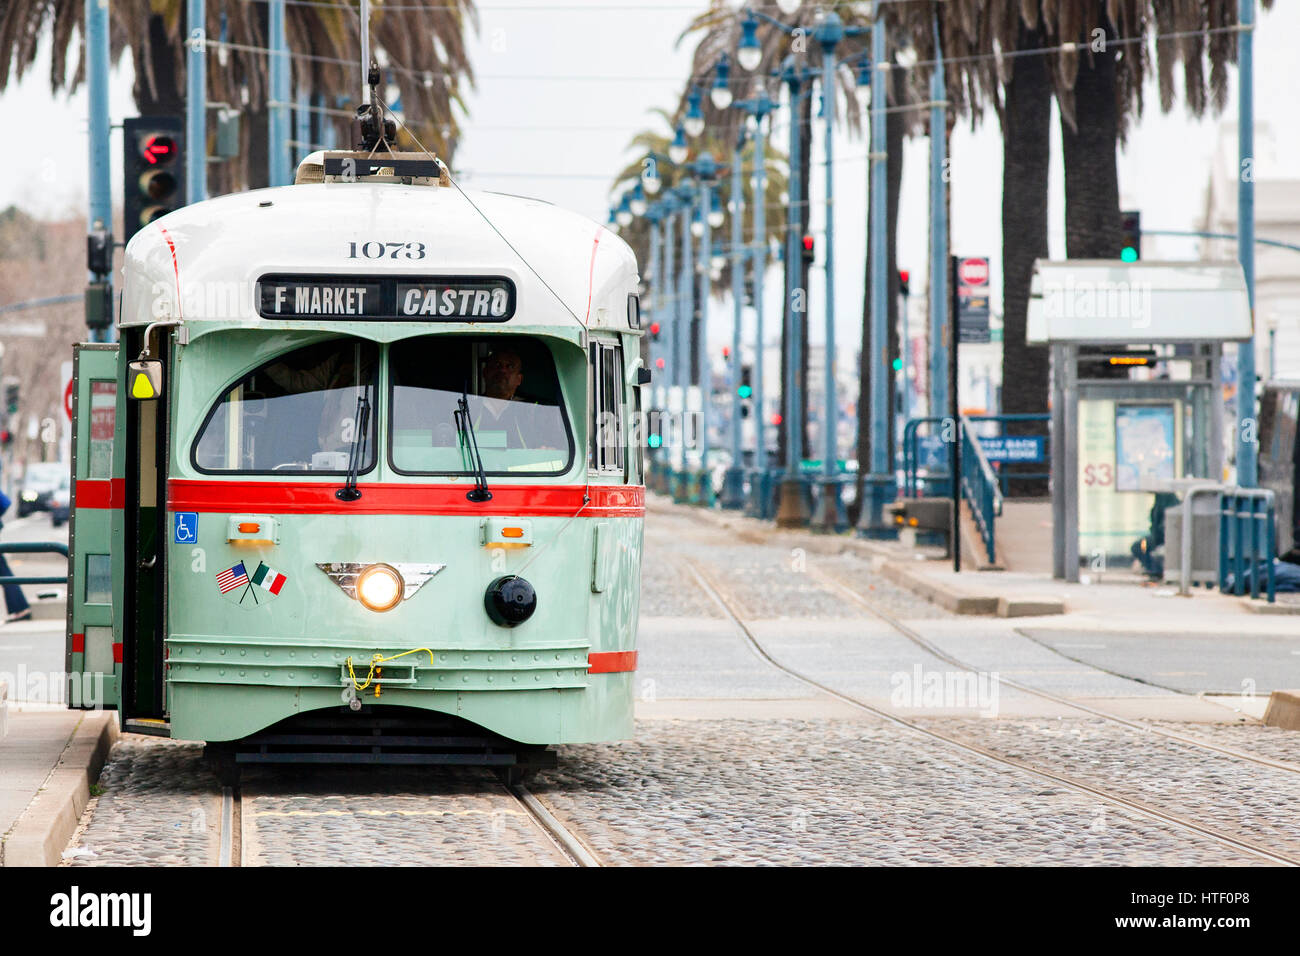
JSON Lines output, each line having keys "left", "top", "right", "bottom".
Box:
{"left": 173, "top": 512, "right": 198, "bottom": 544}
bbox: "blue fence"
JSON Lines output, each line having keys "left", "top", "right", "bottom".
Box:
{"left": 1219, "top": 489, "right": 1277, "bottom": 603}
{"left": 0, "top": 541, "right": 70, "bottom": 585}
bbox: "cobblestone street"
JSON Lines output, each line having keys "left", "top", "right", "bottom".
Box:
{"left": 57, "top": 506, "right": 1300, "bottom": 866}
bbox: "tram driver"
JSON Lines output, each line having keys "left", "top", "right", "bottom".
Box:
{"left": 473, "top": 349, "right": 563, "bottom": 451}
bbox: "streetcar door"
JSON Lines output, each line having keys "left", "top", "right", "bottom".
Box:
{"left": 121, "top": 326, "right": 170, "bottom": 725}
{"left": 66, "top": 344, "right": 125, "bottom": 710}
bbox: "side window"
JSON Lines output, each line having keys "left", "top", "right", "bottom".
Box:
{"left": 588, "top": 340, "right": 625, "bottom": 477}
{"left": 193, "top": 339, "right": 378, "bottom": 474}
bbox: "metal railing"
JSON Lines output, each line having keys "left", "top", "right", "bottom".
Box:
{"left": 960, "top": 415, "right": 1003, "bottom": 565}
{"left": 0, "top": 541, "right": 70, "bottom": 585}
{"left": 1219, "top": 489, "right": 1277, "bottom": 603}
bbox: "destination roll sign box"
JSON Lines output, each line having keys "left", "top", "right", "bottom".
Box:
{"left": 257, "top": 275, "right": 516, "bottom": 321}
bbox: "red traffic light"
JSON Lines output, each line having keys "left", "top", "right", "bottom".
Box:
{"left": 649, "top": 322, "right": 660, "bottom": 336}
{"left": 801, "top": 235, "right": 814, "bottom": 252}
{"left": 142, "top": 135, "right": 176, "bottom": 165}
{"left": 654, "top": 357, "right": 665, "bottom": 369}
{"left": 771, "top": 413, "right": 783, "bottom": 426}
{"left": 722, "top": 346, "right": 731, "bottom": 358}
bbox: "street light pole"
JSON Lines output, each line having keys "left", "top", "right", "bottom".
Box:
{"left": 186, "top": 0, "right": 207, "bottom": 203}
{"left": 776, "top": 56, "right": 811, "bottom": 528}
{"left": 738, "top": 87, "right": 774, "bottom": 518}
{"left": 861, "top": 4, "right": 893, "bottom": 537}
{"left": 268, "top": 0, "right": 291, "bottom": 186}
{"left": 675, "top": 183, "right": 696, "bottom": 499}
{"left": 1237, "top": 0, "right": 1257, "bottom": 488}
{"left": 811, "top": 12, "right": 845, "bottom": 533}
{"left": 691, "top": 155, "right": 719, "bottom": 504}
{"left": 928, "top": 13, "right": 949, "bottom": 428}
{"left": 85, "top": 0, "right": 113, "bottom": 342}
{"left": 661, "top": 197, "right": 678, "bottom": 481}
{"left": 721, "top": 130, "right": 748, "bottom": 509}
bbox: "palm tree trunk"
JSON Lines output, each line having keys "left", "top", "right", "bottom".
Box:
{"left": 132, "top": 16, "right": 184, "bottom": 115}
{"left": 1061, "top": 27, "right": 1124, "bottom": 380}
{"left": 852, "top": 101, "right": 903, "bottom": 523}
{"left": 1000, "top": 24, "right": 1053, "bottom": 495}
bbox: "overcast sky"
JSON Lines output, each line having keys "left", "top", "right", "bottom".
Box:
{"left": 1, "top": 0, "right": 1295, "bottom": 354}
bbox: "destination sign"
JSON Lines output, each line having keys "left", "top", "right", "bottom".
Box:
{"left": 257, "top": 275, "right": 516, "bottom": 321}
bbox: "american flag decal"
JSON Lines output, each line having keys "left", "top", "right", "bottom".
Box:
{"left": 216, "top": 561, "right": 249, "bottom": 594}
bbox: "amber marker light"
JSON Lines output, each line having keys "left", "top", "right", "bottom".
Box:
{"left": 357, "top": 564, "right": 403, "bottom": 612}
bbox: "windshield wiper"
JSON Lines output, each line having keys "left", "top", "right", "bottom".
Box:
{"left": 455, "top": 386, "right": 493, "bottom": 503}
{"left": 336, "top": 393, "right": 371, "bottom": 501}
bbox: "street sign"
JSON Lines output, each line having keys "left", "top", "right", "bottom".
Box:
{"left": 976, "top": 435, "right": 1046, "bottom": 464}
{"left": 959, "top": 257, "right": 989, "bottom": 287}
{"left": 957, "top": 254, "right": 991, "bottom": 344}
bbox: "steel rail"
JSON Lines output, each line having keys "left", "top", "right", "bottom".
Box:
{"left": 685, "top": 558, "right": 1299, "bottom": 868}
{"left": 508, "top": 785, "right": 602, "bottom": 868}
{"left": 805, "top": 563, "right": 1300, "bottom": 777}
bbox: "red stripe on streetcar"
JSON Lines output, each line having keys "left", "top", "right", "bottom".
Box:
{"left": 585, "top": 227, "right": 602, "bottom": 325}
{"left": 166, "top": 480, "right": 645, "bottom": 517}
{"left": 71, "top": 633, "right": 85, "bottom": 653}
{"left": 112, "top": 643, "right": 123, "bottom": 664}
{"left": 587, "top": 651, "right": 637, "bottom": 674}
{"left": 74, "top": 478, "right": 126, "bottom": 509}
{"left": 156, "top": 224, "right": 184, "bottom": 320}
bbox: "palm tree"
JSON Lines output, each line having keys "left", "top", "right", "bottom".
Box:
{"left": 0, "top": 0, "right": 477, "bottom": 192}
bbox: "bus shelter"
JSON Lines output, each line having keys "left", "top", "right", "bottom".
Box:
{"left": 1026, "top": 260, "right": 1253, "bottom": 582}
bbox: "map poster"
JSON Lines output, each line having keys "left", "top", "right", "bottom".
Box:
{"left": 1114, "top": 403, "right": 1179, "bottom": 492}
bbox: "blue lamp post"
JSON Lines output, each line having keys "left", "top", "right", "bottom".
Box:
{"left": 860, "top": 3, "right": 893, "bottom": 536}
{"left": 721, "top": 127, "right": 750, "bottom": 509}
{"left": 672, "top": 181, "right": 697, "bottom": 501}
{"left": 688, "top": 153, "right": 723, "bottom": 505}
{"left": 734, "top": 82, "right": 777, "bottom": 518}
{"left": 809, "top": 10, "right": 864, "bottom": 532}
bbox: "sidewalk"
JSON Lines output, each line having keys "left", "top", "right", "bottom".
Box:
{"left": 0, "top": 695, "right": 119, "bottom": 866}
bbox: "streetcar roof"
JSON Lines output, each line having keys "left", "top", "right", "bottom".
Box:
{"left": 119, "top": 182, "right": 640, "bottom": 343}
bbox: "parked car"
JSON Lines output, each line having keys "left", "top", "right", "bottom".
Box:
{"left": 50, "top": 473, "right": 71, "bottom": 527}
{"left": 18, "top": 462, "right": 68, "bottom": 518}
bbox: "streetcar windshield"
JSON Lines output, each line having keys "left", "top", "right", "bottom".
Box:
{"left": 390, "top": 335, "right": 572, "bottom": 476}
{"left": 193, "top": 339, "right": 379, "bottom": 474}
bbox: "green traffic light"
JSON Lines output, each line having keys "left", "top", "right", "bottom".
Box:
{"left": 648, "top": 434, "right": 663, "bottom": 448}
{"left": 737, "top": 385, "right": 753, "bottom": 399}
{"left": 1120, "top": 247, "right": 1138, "bottom": 263}
{"left": 891, "top": 358, "right": 903, "bottom": 372}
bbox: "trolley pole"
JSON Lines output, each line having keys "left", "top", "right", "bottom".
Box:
{"left": 186, "top": 0, "right": 207, "bottom": 203}
{"left": 268, "top": 0, "right": 291, "bottom": 186}
{"left": 811, "top": 12, "right": 845, "bottom": 533}
{"left": 776, "top": 57, "right": 810, "bottom": 527}
{"left": 1237, "top": 0, "right": 1258, "bottom": 487}
{"left": 860, "top": 6, "right": 893, "bottom": 537}
{"left": 721, "top": 131, "right": 748, "bottom": 509}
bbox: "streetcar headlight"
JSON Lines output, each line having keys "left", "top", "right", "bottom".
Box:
{"left": 357, "top": 563, "right": 403, "bottom": 612}
{"left": 484, "top": 575, "right": 537, "bottom": 628}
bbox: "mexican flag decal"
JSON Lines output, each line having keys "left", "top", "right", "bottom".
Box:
{"left": 250, "top": 561, "right": 288, "bottom": 598}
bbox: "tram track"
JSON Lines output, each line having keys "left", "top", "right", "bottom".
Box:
{"left": 685, "top": 557, "right": 1300, "bottom": 867}
{"left": 805, "top": 561, "right": 1300, "bottom": 776}
{"left": 219, "top": 786, "right": 242, "bottom": 867}
{"left": 506, "top": 783, "right": 602, "bottom": 867}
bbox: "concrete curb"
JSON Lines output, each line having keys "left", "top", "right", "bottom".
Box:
{"left": 1, "top": 711, "right": 119, "bottom": 867}
{"left": 647, "top": 495, "right": 1064, "bottom": 617}
{"left": 1241, "top": 597, "right": 1300, "bottom": 615}
{"left": 1263, "top": 690, "right": 1300, "bottom": 730}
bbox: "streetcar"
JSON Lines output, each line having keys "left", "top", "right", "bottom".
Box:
{"left": 65, "top": 147, "right": 647, "bottom": 781}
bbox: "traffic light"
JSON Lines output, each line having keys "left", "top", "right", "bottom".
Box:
{"left": 1120, "top": 210, "right": 1141, "bottom": 263}
{"left": 898, "top": 269, "right": 910, "bottom": 297}
{"left": 123, "top": 116, "right": 185, "bottom": 242}
{"left": 654, "top": 357, "right": 665, "bottom": 369}
{"left": 4, "top": 383, "right": 18, "bottom": 415}
{"left": 737, "top": 364, "right": 753, "bottom": 399}
{"left": 801, "top": 234, "right": 815, "bottom": 265}
{"left": 649, "top": 321, "right": 661, "bottom": 340}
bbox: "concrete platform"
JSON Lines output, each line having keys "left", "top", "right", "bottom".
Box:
{"left": 0, "top": 708, "right": 118, "bottom": 866}
{"left": 1263, "top": 690, "right": 1300, "bottom": 730}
